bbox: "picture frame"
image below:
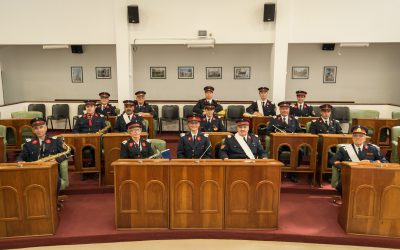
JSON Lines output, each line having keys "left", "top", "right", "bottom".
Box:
{"left": 323, "top": 66, "right": 337, "bottom": 83}
{"left": 206, "top": 67, "right": 222, "bottom": 79}
{"left": 234, "top": 66, "right": 251, "bottom": 79}
{"left": 95, "top": 67, "right": 111, "bottom": 79}
{"left": 292, "top": 66, "right": 309, "bottom": 79}
{"left": 71, "top": 66, "right": 83, "bottom": 83}
{"left": 178, "top": 66, "right": 194, "bottom": 79}
{"left": 150, "top": 67, "right": 166, "bottom": 79}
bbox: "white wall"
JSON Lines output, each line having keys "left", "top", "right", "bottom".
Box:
{"left": 286, "top": 43, "right": 400, "bottom": 105}
{"left": 0, "top": 45, "right": 117, "bottom": 103}
{"left": 132, "top": 44, "right": 272, "bottom": 101}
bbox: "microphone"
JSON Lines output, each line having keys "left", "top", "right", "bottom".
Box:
{"left": 199, "top": 143, "right": 212, "bottom": 160}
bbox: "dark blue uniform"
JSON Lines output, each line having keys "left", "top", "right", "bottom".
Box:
{"left": 246, "top": 100, "right": 276, "bottom": 116}
{"left": 17, "top": 136, "right": 68, "bottom": 163}
{"left": 114, "top": 113, "right": 145, "bottom": 132}
{"left": 219, "top": 134, "right": 267, "bottom": 159}
{"left": 133, "top": 101, "right": 158, "bottom": 118}
{"left": 95, "top": 103, "right": 117, "bottom": 116}
{"left": 266, "top": 115, "right": 302, "bottom": 135}
{"left": 73, "top": 113, "right": 106, "bottom": 133}
{"left": 290, "top": 103, "right": 315, "bottom": 117}
{"left": 120, "top": 138, "right": 154, "bottom": 159}
{"left": 193, "top": 99, "right": 223, "bottom": 114}
{"left": 177, "top": 132, "right": 211, "bottom": 159}
{"left": 200, "top": 115, "right": 226, "bottom": 132}
{"left": 309, "top": 118, "right": 343, "bottom": 134}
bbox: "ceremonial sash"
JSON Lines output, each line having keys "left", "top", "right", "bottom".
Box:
{"left": 235, "top": 133, "right": 255, "bottom": 159}
{"left": 256, "top": 100, "right": 264, "bottom": 116}
{"left": 123, "top": 113, "right": 131, "bottom": 124}
{"left": 343, "top": 144, "right": 360, "bottom": 162}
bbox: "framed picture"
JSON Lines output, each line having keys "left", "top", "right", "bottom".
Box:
{"left": 292, "top": 66, "right": 309, "bottom": 79}
{"left": 95, "top": 67, "right": 111, "bottom": 79}
{"left": 150, "top": 67, "right": 166, "bottom": 79}
{"left": 323, "top": 66, "right": 337, "bottom": 83}
{"left": 234, "top": 66, "right": 251, "bottom": 79}
{"left": 206, "top": 67, "right": 222, "bottom": 79}
{"left": 178, "top": 66, "right": 194, "bottom": 79}
{"left": 71, "top": 66, "right": 83, "bottom": 83}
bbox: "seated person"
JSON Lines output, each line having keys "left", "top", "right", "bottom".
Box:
{"left": 245, "top": 87, "right": 276, "bottom": 116}
{"left": 332, "top": 125, "right": 388, "bottom": 198}
{"left": 289, "top": 90, "right": 315, "bottom": 117}
{"left": 193, "top": 86, "right": 223, "bottom": 114}
{"left": 177, "top": 114, "right": 211, "bottom": 159}
{"left": 73, "top": 100, "right": 107, "bottom": 133}
{"left": 120, "top": 120, "right": 153, "bottom": 159}
{"left": 200, "top": 104, "right": 226, "bottom": 132}
{"left": 95, "top": 91, "right": 117, "bottom": 116}
{"left": 115, "top": 100, "right": 145, "bottom": 132}
{"left": 133, "top": 91, "right": 157, "bottom": 118}
{"left": 266, "top": 101, "right": 302, "bottom": 135}
{"left": 310, "top": 104, "right": 342, "bottom": 134}
{"left": 220, "top": 118, "right": 267, "bottom": 159}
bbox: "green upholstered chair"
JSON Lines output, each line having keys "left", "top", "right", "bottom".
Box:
{"left": 148, "top": 139, "right": 167, "bottom": 158}
{"left": 348, "top": 109, "right": 379, "bottom": 135}
{"left": 331, "top": 144, "right": 345, "bottom": 188}
{"left": 392, "top": 111, "right": 400, "bottom": 119}
{"left": 59, "top": 160, "right": 69, "bottom": 190}
{"left": 390, "top": 126, "right": 400, "bottom": 163}
{"left": 115, "top": 107, "right": 121, "bottom": 116}
{"left": 306, "top": 121, "right": 312, "bottom": 133}
{"left": 9, "top": 111, "right": 43, "bottom": 144}
{"left": 0, "top": 125, "right": 7, "bottom": 162}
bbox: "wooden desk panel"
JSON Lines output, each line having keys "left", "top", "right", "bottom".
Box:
{"left": 339, "top": 162, "right": 400, "bottom": 237}
{"left": 0, "top": 118, "right": 32, "bottom": 148}
{"left": 298, "top": 117, "right": 319, "bottom": 128}
{"left": 0, "top": 137, "right": 4, "bottom": 163}
{"left": 143, "top": 116, "right": 155, "bottom": 139}
{"left": 170, "top": 159, "right": 224, "bottom": 229}
{"left": 352, "top": 118, "right": 400, "bottom": 147}
{"left": 202, "top": 132, "right": 232, "bottom": 158}
{"left": 224, "top": 159, "right": 282, "bottom": 229}
{"left": 103, "top": 132, "right": 148, "bottom": 186}
{"left": 0, "top": 162, "right": 58, "bottom": 238}
{"left": 106, "top": 116, "right": 117, "bottom": 132}
{"left": 250, "top": 116, "right": 272, "bottom": 135}
{"left": 113, "top": 159, "right": 170, "bottom": 229}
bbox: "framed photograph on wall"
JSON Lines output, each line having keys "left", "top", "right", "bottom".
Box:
{"left": 178, "top": 66, "right": 194, "bottom": 79}
{"left": 323, "top": 66, "right": 337, "bottom": 83}
{"left": 150, "top": 67, "right": 166, "bottom": 79}
{"left": 95, "top": 67, "right": 111, "bottom": 79}
{"left": 234, "top": 66, "right": 251, "bottom": 79}
{"left": 206, "top": 67, "right": 222, "bottom": 79}
{"left": 292, "top": 66, "right": 309, "bottom": 79}
{"left": 71, "top": 66, "right": 83, "bottom": 83}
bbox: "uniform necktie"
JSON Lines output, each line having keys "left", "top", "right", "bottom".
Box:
{"left": 128, "top": 115, "right": 131, "bottom": 120}
{"left": 358, "top": 147, "right": 362, "bottom": 155}
{"left": 244, "top": 136, "right": 247, "bottom": 143}
{"left": 207, "top": 118, "right": 211, "bottom": 124}
{"left": 88, "top": 115, "right": 93, "bottom": 126}
{"left": 283, "top": 117, "right": 287, "bottom": 125}
{"left": 262, "top": 102, "right": 265, "bottom": 108}
{"left": 193, "top": 135, "right": 196, "bottom": 141}
{"left": 325, "top": 120, "right": 329, "bottom": 126}
{"left": 299, "top": 104, "right": 303, "bottom": 111}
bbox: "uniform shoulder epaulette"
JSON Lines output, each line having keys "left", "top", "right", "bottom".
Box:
{"left": 25, "top": 138, "right": 32, "bottom": 142}
{"left": 227, "top": 135, "right": 232, "bottom": 138}
{"left": 51, "top": 136, "right": 58, "bottom": 140}
{"left": 122, "top": 140, "right": 128, "bottom": 145}
{"left": 272, "top": 115, "right": 277, "bottom": 119}
{"left": 146, "top": 139, "right": 151, "bottom": 143}
{"left": 180, "top": 133, "right": 185, "bottom": 137}
{"left": 312, "top": 119, "right": 316, "bottom": 123}
{"left": 78, "top": 115, "right": 82, "bottom": 118}
{"left": 334, "top": 119, "right": 340, "bottom": 123}
{"left": 203, "top": 133, "right": 209, "bottom": 137}
{"left": 294, "top": 116, "right": 299, "bottom": 119}
{"left": 99, "top": 114, "right": 104, "bottom": 117}
{"left": 254, "top": 134, "right": 259, "bottom": 137}
{"left": 369, "top": 143, "right": 380, "bottom": 150}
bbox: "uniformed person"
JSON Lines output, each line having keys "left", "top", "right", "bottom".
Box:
{"left": 193, "top": 86, "right": 223, "bottom": 114}
{"left": 220, "top": 118, "right": 267, "bottom": 159}
{"left": 245, "top": 87, "right": 276, "bottom": 116}
{"left": 332, "top": 125, "right": 388, "bottom": 200}
{"left": 266, "top": 101, "right": 302, "bottom": 135}
{"left": 114, "top": 100, "right": 145, "bottom": 132}
{"left": 133, "top": 91, "right": 158, "bottom": 118}
{"left": 289, "top": 90, "right": 315, "bottom": 117}
{"left": 95, "top": 92, "right": 117, "bottom": 116}
{"left": 309, "top": 104, "right": 343, "bottom": 134}
{"left": 120, "top": 120, "right": 154, "bottom": 159}
{"left": 200, "top": 104, "right": 226, "bottom": 132}
{"left": 177, "top": 114, "right": 212, "bottom": 159}
{"left": 73, "top": 100, "right": 107, "bottom": 133}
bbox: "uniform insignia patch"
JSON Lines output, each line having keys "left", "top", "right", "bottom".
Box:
{"left": 204, "top": 134, "right": 209, "bottom": 137}
{"left": 122, "top": 140, "right": 127, "bottom": 144}
{"left": 180, "top": 133, "right": 185, "bottom": 137}
{"left": 142, "top": 142, "right": 146, "bottom": 147}
{"left": 45, "top": 139, "right": 51, "bottom": 144}
{"left": 52, "top": 136, "right": 58, "bottom": 139}
{"left": 26, "top": 138, "right": 32, "bottom": 142}
{"left": 227, "top": 135, "right": 232, "bottom": 138}
{"left": 129, "top": 142, "right": 134, "bottom": 147}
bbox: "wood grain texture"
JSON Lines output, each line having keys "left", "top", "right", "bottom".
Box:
{"left": 0, "top": 118, "right": 32, "bottom": 148}
{"left": 351, "top": 118, "right": 400, "bottom": 148}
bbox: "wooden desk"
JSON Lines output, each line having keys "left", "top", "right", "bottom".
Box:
{"left": 0, "top": 162, "right": 58, "bottom": 238}
{"left": 113, "top": 159, "right": 170, "bottom": 229}
{"left": 0, "top": 137, "right": 4, "bottom": 163}
{"left": 398, "top": 136, "right": 400, "bottom": 163}
{"left": 202, "top": 132, "right": 232, "bottom": 158}
{"left": 0, "top": 118, "right": 32, "bottom": 148}
{"left": 143, "top": 116, "right": 155, "bottom": 139}
{"left": 270, "top": 133, "right": 318, "bottom": 184}
{"left": 103, "top": 132, "right": 148, "bottom": 186}
{"left": 224, "top": 159, "right": 282, "bottom": 229}
{"left": 250, "top": 116, "right": 272, "bottom": 135}
{"left": 339, "top": 162, "right": 400, "bottom": 237}
{"left": 352, "top": 118, "right": 400, "bottom": 147}
{"left": 106, "top": 116, "right": 117, "bottom": 132}
{"left": 60, "top": 133, "right": 102, "bottom": 184}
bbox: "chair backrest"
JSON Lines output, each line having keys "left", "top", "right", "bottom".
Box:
{"left": 52, "top": 104, "right": 70, "bottom": 119}
{"left": 349, "top": 109, "right": 379, "bottom": 120}
{"left": 28, "top": 104, "right": 46, "bottom": 118}
{"left": 392, "top": 111, "right": 400, "bottom": 119}
{"left": 332, "top": 107, "right": 350, "bottom": 123}
{"left": 151, "top": 105, "right": 159, "bottom": 119}
{"left": 161, "top": 105, "right": 179, "bottom": 120}
{"left": 391, "top": 126, "right": 400, "bottom": 142}
{"left": 306, "top": 121, "right": 312, "bottom": 133}
{"left": 183, "top": 105, "right": 195, "bottom": 118}
{"left": 226, "top": 105, "right": 245, "bottom": 120}
{"left": 391, "top": 126, "right": 400, "bottom": 163}
{"left": 115, "top": 107, "right": 121, "bottom": 115}
{"left": 312, "top": 106, "right": 321, "bottom": 117}
{"left": 11, "top": 111, "right": 43, "bottom": 119}
{"left": 77, "top": 104, "right": 86, "bottom": 115}
{"left": 0, "top": 125, "right": 7, "bottom": 142}
{"left": 148, "top": 139, "right": 167, "bottom": 152}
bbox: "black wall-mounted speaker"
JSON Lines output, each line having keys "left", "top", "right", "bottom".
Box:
{"left": 128, "top": 5, "right": 139, "bottom": 23}
{"left": 263, "top": 3, "right": 275, "bottom": 22}
{"left": 322, "top": 43, "right": 335, "bottom": 51}
{"left": 71, "top": 45, "right": 83, "bottom": 54}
